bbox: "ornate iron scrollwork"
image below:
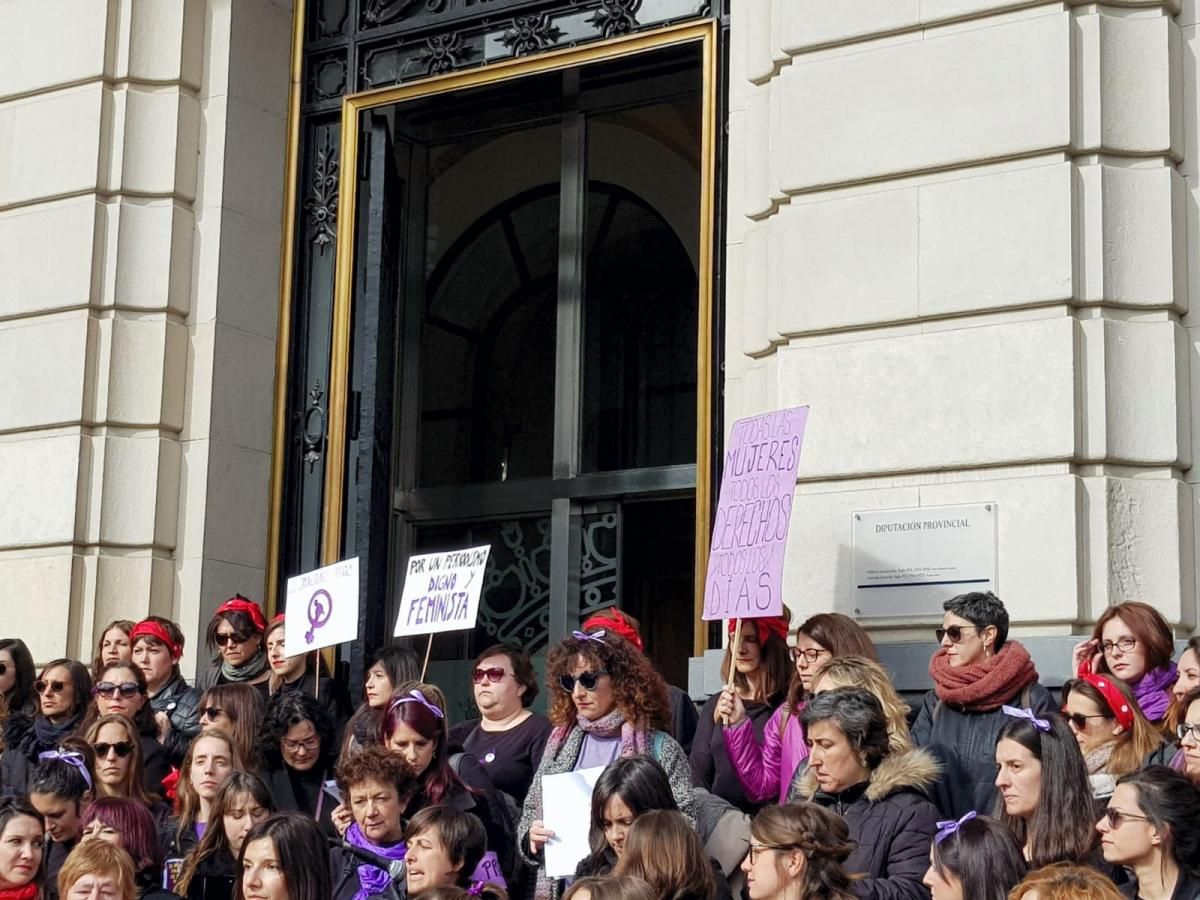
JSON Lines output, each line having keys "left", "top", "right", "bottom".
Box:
{"left": 300, "top": 382, "right": 327, "bottom": 473}
{"left": 501, "top": 14, "right": 564, "bottom": 57}
{"left": 589, "top": 0, "right": 641, "bottom": 37}
{"left": 303, "top": 131, "right": 339, "bottom": 253}
{"left": 420, "top": 32, "right": 473, "bottom": 75}
{"left": 363, "top": 0, "right": 447, "bottom": 27}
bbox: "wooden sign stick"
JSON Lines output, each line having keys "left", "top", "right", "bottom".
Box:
{"left": 722, "top": 617, "right": 741, "bottom": 725}
{"left": 420, "top": 634, "right": 434, "bottom": 682}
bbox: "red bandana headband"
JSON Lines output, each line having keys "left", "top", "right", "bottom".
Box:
{"left": 728, "top": 615, "right": 790, "bottom": 645}
{"left": 130, "top": 620, "right": 182, "bottom": 661}
{"left": 215, "top": 596, "right": 267, "bottom": 633}
{"left": 1077, "top": 659, "right": 1135, "bottom": 730}
{"left": 581, "top": 609, "right": 644, "bottom": 652}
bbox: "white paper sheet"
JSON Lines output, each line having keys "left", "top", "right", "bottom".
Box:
{"left": 541, "top": 766, "right": 607, "bottom": 878}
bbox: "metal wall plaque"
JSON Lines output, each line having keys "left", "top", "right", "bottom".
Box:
{"left": 851, "top": 503, "right": 998, "bottom": 619}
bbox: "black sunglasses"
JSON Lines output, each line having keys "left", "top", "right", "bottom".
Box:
{"left": 935, "top": 625, "right": 980, "bottom": 644}
{"left": 1103, "top": 808, "right": 1150, "bottom": 829}
{"left": 214, "top": 632, "right": 251, "bottom": 647}
{"left": 92, "top": 681, "right": 141, "bottom": 699}
{"left": 93, "top": 741, "right": 134, "bottom": 759}
{"left": 559, "top": 670, "right": 608, "bottom": 692}
{"left": 202, "top": 706, "right": 224, "bottom": 720}
{"left": 34, "top": 679, "right": 66, "bottom": 695}
{"left": 472, "top": 667, "right": 507, "bottom": 685}
{"left": 1061, "top": 710, "right": 1108, "bottom": 730}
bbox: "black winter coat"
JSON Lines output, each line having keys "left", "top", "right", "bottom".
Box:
{"left": 793, "top": 748, "right": 942, "bottom": 900}
{"left": 0, "top": 712, "right": 82, "bottom": 797}
{"left": 910, "top": 681, "right": 1053, "bottom": 818}
{"left": 149, "top": 676, "right": 202, "bottom": 767}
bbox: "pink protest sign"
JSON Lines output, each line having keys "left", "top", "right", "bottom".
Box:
{"left": 703, "top": 406, "right": 809, "bottom": 621}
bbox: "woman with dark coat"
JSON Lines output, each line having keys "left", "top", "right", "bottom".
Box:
{"left": 261, "top": 691, "right": 339, "bottom": 837}
{"left": 265, "top": 616, "right": 352, "bottom": 730}
{"left": 910, "top": 591, "right": 1053, "bottom": 818}
{"left": 1, "top": 659, "right": 91, "bottom": 796}
{"left": 793, "top": 687, "right": 941, "bottom": 900}
{"left": 80, "top": 662, "right": 172, "bottom": 798}
{"left": 175, "top": 773, "right": 274, "bottom": 900}
{"left": 194, "top": 596, "right": 271, "bottom": 696}
{"left": 131, "top": 618, "right": 202, "bottom": 767}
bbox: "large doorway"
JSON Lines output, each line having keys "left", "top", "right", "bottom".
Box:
{"left": 336, "top": 31, "right": 714, "bottom": 715}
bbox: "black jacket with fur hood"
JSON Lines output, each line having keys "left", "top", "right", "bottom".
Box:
{"left": 793, "top": 747, "right": 942, "bottom": 900}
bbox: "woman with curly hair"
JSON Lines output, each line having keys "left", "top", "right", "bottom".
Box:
{"left": 519, "top": 628, "right": 694, "bottom": 900}
{"left": 261, "top": 692, "right": 338, "bottom": 836}
{"left": 381, "top": 685, "right": 514, "bottom": 881}
{"left": 693, "top": 612, "right": 791, "bottom": 811}
{"left": 721, "top": 615, "right": 878, "bottom": 806}
{"left": 739, "top": 803, "right": 857, "bottom": 900}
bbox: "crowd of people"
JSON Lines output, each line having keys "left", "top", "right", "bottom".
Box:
{"left": 1, "top": 594, "right": 1200, "bottom": 900}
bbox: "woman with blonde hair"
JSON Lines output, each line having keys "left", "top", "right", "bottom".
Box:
{"left": 1060, "top": 671, "right": 1162, "bottom": 798}
{"left": 58, "top": 840, "right": 137, "bottom": 900}
{"left": 1007, "top": 862, "right": 1125, "bottom": 900}
{"left": 612, "top": 810, "right": 719, "bottom": 900}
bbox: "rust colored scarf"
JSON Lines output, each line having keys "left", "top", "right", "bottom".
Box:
{"left": 929, "top": 640, "right": 1038, "bottom": 712}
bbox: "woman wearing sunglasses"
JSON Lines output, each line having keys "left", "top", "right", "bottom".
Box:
{"left": 81, "top": 663, "right": 171, "bottom": 799}
{"left": 0, "top": 659, "right": 91, "bottom": 796}
{"left": 519, "top": 628, "right": 694, "bottom": 900}
{"left": 1061, "top": 670, "right": 1161, "bottom": 799}
{"left": 1096, "top": 767, "right": 1200, "bottom": 900}
{"left": 131, "top": 617, "right": 202, "bottom": 768}
{"left": 195, "top": 684, "right": 265, "bottom": 772}
{"left": 910, "top": 590, "right": 1053, "bottom": 818}
{"left": 692, "top": 613, "right": 791, "bottom": 812}
{"left": 381, "top": 685, "right": 515, "bottom": 883}
{"left": 84, "top": 714, "right": 170, "bottom": 822}
{"left": 738, "top": 802, "right": 856, "bottom": 900}
{"left": 1071, "top": 600, "right": 1177, "bottom": 725}
{"left": 448, "top": 643, "right": 551, "bottom": 805}
{"left": 260, "top": 692, "right": 338, "bottom": 836}
{"left": 195, "top": 596, "right": 271, "bottom": 695}
{"left": 721, "top": 614, "right": 878, "bottom": 806}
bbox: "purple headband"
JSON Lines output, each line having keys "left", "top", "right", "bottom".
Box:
{"left": 37, "top": 749, "right": 93, "bottom": 790}
{"left": 467, "top": 884, "right": 484, "bottom": 896}
{"left": 934, "top": 811, "right": 976, "bottom": 845}
{"left": 1001, "top": 706, "right": 1051, "bottom": 732}
{"left": 390, "top": 689, "right": 444, "bottom": 719}
{"left": 571, "top": 629, "right": 607, "bottom": 645}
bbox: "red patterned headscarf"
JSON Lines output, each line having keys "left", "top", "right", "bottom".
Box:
{"left": 728, "top": 615, "right": 790, "bottom": 645}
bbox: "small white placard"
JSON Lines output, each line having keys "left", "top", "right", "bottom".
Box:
{"left": 852, "top": 503, "right": 997, "bottom": 618}
{"left": 542, "top": 766, "right": 606, "bottom": 878}
{"left": 284, "top": 558, "right": 360, "bottom": 653}
{"left": 393, "top": 545, "right": 491, "bottom": 637}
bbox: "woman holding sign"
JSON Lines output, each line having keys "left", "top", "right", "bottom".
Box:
{"left": 518, "top": 628, "right": 694, "bottom": 900}
{"left": 691, "top": 614, "right": 791, "bottom": 812}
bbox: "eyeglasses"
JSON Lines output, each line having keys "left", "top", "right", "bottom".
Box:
{"left": 472, "top": 667, "right": 508, "bottom": 685}
{"left": 790, "top": 647, "right": 830, "bottom": 664}
{"left": 35, "top": 679, "right": 66, "bottom": 695}
{"left": 747, "top": 842, "right": 796, "bottom": 864}
{"left": 92, "top": 681, "right": 141, "bottom": 699}
{"left": 559, "top": 671, "right": 609, "bottom": 693}
{"left": 1103, "top": 808, "right": 1151, "bottom": 829}
{"left": 281, "top": 735, "right": 321, "bottom": 754}
{"left": 1102, "top": 636, "right": 1138, "bottom": 655}
{"left": 935, "top": 625, "right": 980, "bottom": 644}
{"left": 202, "top": 706, "right": 225, "bottom": 720}
{"left": 1061, "top": 710, "right": 1109, "bottom": 730}
{"left": 214, "top": 632, "right": 251, "bottom": 647}
{"left": 93, "top": 741, "right": 134, "bottom": 759}
{"left": 1177, "top": 723, "right": 1200, "bottom": 742}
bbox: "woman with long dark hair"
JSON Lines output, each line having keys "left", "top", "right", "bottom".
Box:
{"left": 994, "top": 708, "right": 1097, "bottom": 868}
{"left": 1097, "top": 766, "right": 1200, "bottom": 900}
{"left": 235, "top": 814, "right": 331, "bottom": 900}
{"left": 519, "top": 629, "right": 694, "bottom": 900}
{"left": 381, "top": 685, "right": 513, "bottom": 880}
{"left": 739, "top": 803, "right": 857, "bottom": 900}
{"left": 1, "top": 658, "right": 91, "bottom": 795}
{"left": 613, "top": 811, "right": 718, "bottom": 900}
{"left": 921, "top": 812, "right": 1026, "bottom": 900}
{"left": 346, "top": 647, "right": 423, "bottom": 758}
{"left": 1060, "top": 672, "right": 1161, "bottom": 798}
{"left": 176, "top": 772, "right": 274, "bottom": 900}
{"left": 261, "top": 692, "right": 338, "bottom": 835}
{"left": 692, "top": 612, "right": 791, "bottom": 812}
{"left": 1072, "top": 601, "right": 1177, "bottom": 724}
{"left": 575, "top": 757, "right": 679, "bottom": 879}
{"left": 0, "top": 639, "right": 37, "bottom": 719}
{"left": 722, "top": 614, "right": 878, "bottom": 805}
{"left": 195, "top": 596, "right": 271, "bottom": 694}
{"left": 131, "top": 617, "right": 201, "bottom": 768}
{"left": 0, "top": 797, "right": 44, "bottom": 900}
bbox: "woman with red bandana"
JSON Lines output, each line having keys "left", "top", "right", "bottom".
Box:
{"left": 195, "top": 596, "right": 271, "bottom": 696}
{"left": 689, "top": 612, "right": 791, "bottom": 812}
{"left": 130, "top": 617, "right": 201, "bottom": 768}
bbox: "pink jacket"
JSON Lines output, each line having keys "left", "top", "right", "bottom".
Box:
{"left": 722, "top": 704, "right": 809, "bottom": 805}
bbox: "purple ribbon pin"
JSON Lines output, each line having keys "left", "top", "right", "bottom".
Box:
{"left": 934, "top": 811, "right": 977, "bottom": 844}
{"left": 571, "top": 629, "right": 608, "bottom": 644}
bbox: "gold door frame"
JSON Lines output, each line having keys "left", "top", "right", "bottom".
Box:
{"left": 280, "top": 19, "right": 718, "bottom": 655}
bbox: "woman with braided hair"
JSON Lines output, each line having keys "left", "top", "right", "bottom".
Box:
{"left": 519, "top": 628, "right": 694, "bottom": 900}
{"left": 739, "top": 803, "right": 857, "bottom": 900}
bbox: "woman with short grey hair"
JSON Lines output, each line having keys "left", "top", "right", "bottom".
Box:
{"left": 793, "top": 687, "right": 940, "bottom": 900}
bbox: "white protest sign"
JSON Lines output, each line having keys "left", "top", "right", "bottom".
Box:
{"left": 394, "top": 545, "right": 491, "bottom": 637}
{"left": 542, "top": 766, "right": 606, "bottom": 878}
{"left": 284, "top": 557, "right": 360, "bottom": 653}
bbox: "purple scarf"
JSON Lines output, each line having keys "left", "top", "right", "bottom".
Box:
{"left": 345, "top": 823, "right": 405, "bottom": 900}
{"left": 1132, "top": 663, "right": 1177, "bottom": 722}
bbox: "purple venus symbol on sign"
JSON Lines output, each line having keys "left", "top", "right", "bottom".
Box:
{"left": 306, "top": 589, "right": 333, "bottom": 644}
